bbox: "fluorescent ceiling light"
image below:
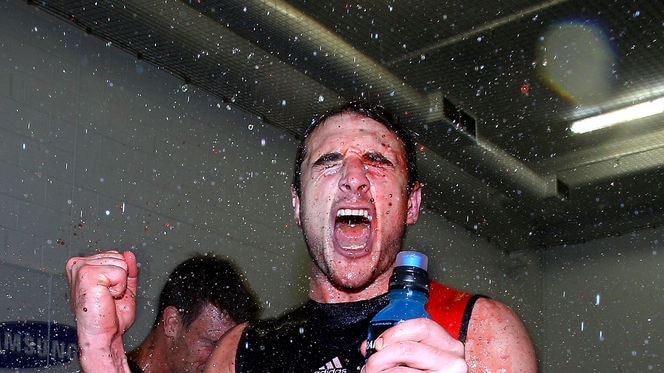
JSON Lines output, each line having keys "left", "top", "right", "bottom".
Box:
{"left": 570, "top": 96, "right": 664, "bottom": 134}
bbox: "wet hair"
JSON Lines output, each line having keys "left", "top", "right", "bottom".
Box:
{"left": 154, "top": 253, "right": 260, "bottom": 329}
{"left": 292, "top": 100, "right": 419, "bottom": 197}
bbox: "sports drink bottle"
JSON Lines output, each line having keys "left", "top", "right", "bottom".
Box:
{"left": 365, "top": 250, "right": 431, "bottom": 358}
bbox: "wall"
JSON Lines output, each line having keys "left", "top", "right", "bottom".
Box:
{"left": 542, "top": 227, "right": 663, "bottom": 372}
{"left": 1, "top": 4, "right": 307, "bottom": 371}
{"left": 1, "top": 2, "right": 541, "bottom": 372}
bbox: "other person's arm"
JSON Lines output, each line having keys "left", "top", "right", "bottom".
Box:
{"left": 204, "top": 323, "right": 248, "bottom": 373}
{"left": 66, "top": 250, "right": 139, "bottom": 373}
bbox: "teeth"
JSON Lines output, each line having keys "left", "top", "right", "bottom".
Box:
{"left": 336, "top": 209, "right": 371, "bottom": 220}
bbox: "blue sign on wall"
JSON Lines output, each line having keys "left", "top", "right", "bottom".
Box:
{"left": 0, "top": 321, "right": 78, "bottom": 369}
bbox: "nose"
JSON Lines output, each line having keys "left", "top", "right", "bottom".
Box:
{"left": 339, "top": 157, "right": 369, "bottom": 193}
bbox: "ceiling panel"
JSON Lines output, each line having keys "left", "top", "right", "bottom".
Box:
{"left": 30, "top": 0, "right": 664, "bottom": 250}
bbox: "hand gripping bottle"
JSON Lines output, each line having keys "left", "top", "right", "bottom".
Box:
{"left": 365, "top": 251, "right": 431, "bottom": 358}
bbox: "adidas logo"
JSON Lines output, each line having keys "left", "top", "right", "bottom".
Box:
{"left": 315, "top": 356, "right": 347, "bottom": 373}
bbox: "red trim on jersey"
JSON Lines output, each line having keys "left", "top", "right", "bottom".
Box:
{"left": 425, "top": 280, "right": 477, "bottom": 342}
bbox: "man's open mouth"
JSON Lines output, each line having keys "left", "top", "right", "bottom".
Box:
{"left": 334, "top": 208, "right": 372, "bottom": 251}
{"left": 337, "top": 208, "right": 371, "bottom": 225}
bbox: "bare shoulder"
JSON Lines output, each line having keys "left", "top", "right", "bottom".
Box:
{"left": 204, "top": 322, "right": 248, "bottom": 373}
{"left": 465, "top": 297, "right": 538, "bottom": 373}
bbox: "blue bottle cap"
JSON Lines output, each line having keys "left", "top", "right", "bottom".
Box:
{"left": 395, "top": 251, "right": 428, "bottom": 271}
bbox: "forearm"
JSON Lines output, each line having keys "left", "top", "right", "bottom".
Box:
{"left": 77, "top": 333, "right": 130, "bottom": 373}
{"left": 67, "top": 251, "right": 139, "bottom": 373}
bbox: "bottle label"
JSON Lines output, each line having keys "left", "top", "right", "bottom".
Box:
{"left": 365, "top": 319, "right": 399, "bottom": 358}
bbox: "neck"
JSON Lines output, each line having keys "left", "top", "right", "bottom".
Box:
{"left": 127, "top": 330, "right": 171, "bottom": 373}
{"left": 308, "top": 263, "right": 393, "bottom": 303}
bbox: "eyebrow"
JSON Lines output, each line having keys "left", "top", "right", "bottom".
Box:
{"left": 365, "top": 152, "right": 392, "bottom": 164}
{"left": 312, "top": 151, "right": 395, "bottom": 167}
{"left": 313, "top": 152, "right": 343, "bottom": 166}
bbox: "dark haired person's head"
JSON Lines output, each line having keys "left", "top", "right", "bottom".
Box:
{"left": 292, "top": 100, "right": 419, "bottom": 197}
{"left": 154, "top": 253, "right": 260, "bottom": 329}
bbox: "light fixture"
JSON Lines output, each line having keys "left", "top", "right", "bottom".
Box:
{"left": 570, "top": 96, "right": 664, "bottom": 134}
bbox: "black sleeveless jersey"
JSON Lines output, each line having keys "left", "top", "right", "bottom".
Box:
{"left": 235, "top": 282, "right": 481, "bottom": 373}
{"left": 235, "top": 295, "right": 389, "bottom": 373}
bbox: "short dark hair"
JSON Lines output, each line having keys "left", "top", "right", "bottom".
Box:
{"left": 154, "top": 253, "right": 260, "bottom": 328}
{"left": 292, "top": 100, "right": 419, "bottom": 197}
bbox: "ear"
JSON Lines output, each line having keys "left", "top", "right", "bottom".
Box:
{"left": 291, "top": 186, "right": 302, "bottom": 226}
{"left": 406, "top": 182, "right": 422, "bottom": 225}
{"left": 162, "top": 306, "right": 182, "bottom": 338}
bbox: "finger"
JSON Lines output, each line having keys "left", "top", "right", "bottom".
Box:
{"left": 360, "top": 319, "right": 449, "bottom": 357}
{"left": 122, "top": 251, "right": 140, "bottom": 300}
{"left": 66, "top": 256, "right": 81, "bottom": 283}
{"left": 364, "top": 319, "right": 466, "bottom": 372}
{"left": 71, "top": 254, "right": 130, "bottom": 298}
{"left": 379, "top": 319, "right": 463, "bottom": 354}
{"left": 122, "top": 251, "right": 139, "bottom": 279}
{"left": 66, "top": 252, "right": 127, "bottom": 307}
{"left": 361, "top": 365, "right": 421, "bottom": 373}
{"left": 66, "top": 256, "right": 84, "bottom": 311}
{"left": 67, "top": 251, "right": 125, "bottom": 276}
{"left": 366, "top": 340, "right": 467, "bottom": 372}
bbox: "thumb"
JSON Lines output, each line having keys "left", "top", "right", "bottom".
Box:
{"left": 123, "top": 251, "right": 140, "bottom": 294}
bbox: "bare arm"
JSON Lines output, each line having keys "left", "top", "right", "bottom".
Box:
{"left": 465, "top": 298, "right": 538, "bottom": 373}
{"left": 204, "top": 322, "right": 247, "bottom": 373}
{"left": 66, "top": 251, "right": 139, "bottom": 373}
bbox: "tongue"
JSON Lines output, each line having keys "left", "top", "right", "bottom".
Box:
{"left": 334, "top": 222, "right": 370, "bottom": 250}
